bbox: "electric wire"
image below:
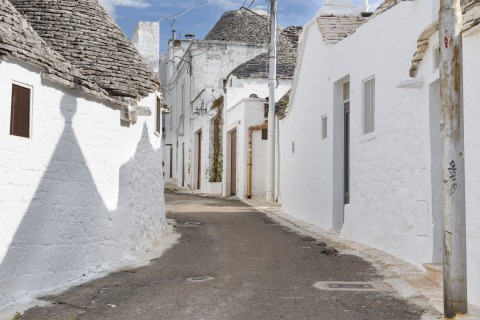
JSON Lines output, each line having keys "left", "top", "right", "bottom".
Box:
{"left": 158, "top": 0, "right": 215, "bottom": 22}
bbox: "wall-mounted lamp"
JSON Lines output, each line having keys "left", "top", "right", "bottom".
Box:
{"left": 193, "top": 101, "right": 207, "bottom": 116}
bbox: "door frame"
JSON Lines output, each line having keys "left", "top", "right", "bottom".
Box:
{"left": 196, "top": 130, "right": 202, "bottom": 190}
{"left": 332, "top": 76, "right": 350, "bottom": 230}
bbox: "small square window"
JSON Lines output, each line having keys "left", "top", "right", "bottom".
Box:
{"left": 10, "top": 84, "right": 31, "bottom": 138}
{"left": 321, "top": 115, "right": 327, "bottom": 139}
{"left": 433, "top": 46, "right": 440, "bottom": 71}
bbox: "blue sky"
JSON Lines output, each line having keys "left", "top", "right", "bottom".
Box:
{"left": 99, "top": 0, "right": 380, "bottom": 53}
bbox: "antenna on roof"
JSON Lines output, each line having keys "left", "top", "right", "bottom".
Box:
{"left": 171, "top": 20, "right": 176, "bottom": 41}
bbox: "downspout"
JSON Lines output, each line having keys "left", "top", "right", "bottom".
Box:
{"left": 247, "top": 120, "right": 268, "bottom": 199}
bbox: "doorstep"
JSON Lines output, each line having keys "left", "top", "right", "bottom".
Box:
{"left": 423, "top": 263, "right": 443, "bottom": 287}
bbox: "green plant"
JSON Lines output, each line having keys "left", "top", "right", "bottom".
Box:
{"left": 12, "top": 312, "right": 21, "bottom": 320}
{"left": 208, "top": 96, "right": 224, "bottom": 182}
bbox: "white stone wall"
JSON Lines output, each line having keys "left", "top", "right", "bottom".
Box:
{"left": 224, "top": 78, "right": 292, "bottom": 199}
{"left": 280, "top": 0, "right": 480, "bottom": 307}
{"left": 225, "top": 76, "right": 291, "bottom": 110}
{"left": 463, "top": 29, "right": 480, "bottom": 307}
{"left": 225, "top": 98, "right": 269, "bottom": 199}
{"left": 0, "top": 59, "right": 166, "bottom": 308}
{"left": 279, "top": 16, "right": 335, "bottom": 227}
{"left": 163, "top": 41, "right": 266, "bottom": 194}
{"left": 282, "top": 1, "right": 433, "bottom": 262}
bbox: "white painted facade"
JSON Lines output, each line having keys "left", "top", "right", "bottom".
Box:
{"left": 0, "top": 25, "right": 166, "bottom": 308}
{"left": 280, "top": 0, "right": 480, "bottom": 307}
{"left": 162, "top": 39, "right": 266, "bottom": 194}
{"left": 223, "top": 77, "right": 291, "bottom": 198}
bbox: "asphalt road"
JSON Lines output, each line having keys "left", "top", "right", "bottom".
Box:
{"left": 19, "top": 191, "right": 427, "bottom": 320}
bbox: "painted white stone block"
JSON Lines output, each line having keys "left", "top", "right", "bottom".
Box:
{"left": 0, "top": 60, "right": 167, "bottom": 309}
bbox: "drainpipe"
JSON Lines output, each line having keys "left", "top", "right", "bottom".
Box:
{"left": 247, "top": 121, "right": 268, "bottom": 199}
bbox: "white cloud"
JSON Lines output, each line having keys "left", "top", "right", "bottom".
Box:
{"left": 99, "top": 0, "right": 151, "bottom": 18}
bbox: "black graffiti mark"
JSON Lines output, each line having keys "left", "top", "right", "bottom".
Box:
{"left": 448, "top": 160, "right": 457, "bottom": 181}
{"left": 448, "top": 160, "right": 458, "bottom": 195}
{"left": 450, "top": 183, "right": 458, "bottom": 196}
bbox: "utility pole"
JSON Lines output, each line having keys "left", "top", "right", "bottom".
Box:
{"left": 266, "top": 0, "right": 277, "bottom": 202}
{"left": 439, "top": 0, "right": 468, "bottom": 318}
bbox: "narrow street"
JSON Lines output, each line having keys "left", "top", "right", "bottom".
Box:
{"left": 19, "top": 191, "right": 429, "bottom": 320}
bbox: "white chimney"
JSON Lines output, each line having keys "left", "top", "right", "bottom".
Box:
{"left": 362, "top": 0, "right": 369, "bottom": 12}
{"left": 132, "top": 22, "right": 160, "bottom": 73}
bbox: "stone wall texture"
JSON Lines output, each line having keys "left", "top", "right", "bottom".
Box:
{"left": 280, "top": 0, "right": 480, "bottom": 308}
{"left": 0, "top": 61, "right": 166, "bottom": 308}
{"left": 8, "top": 0, "right": 160, "bottom": 100}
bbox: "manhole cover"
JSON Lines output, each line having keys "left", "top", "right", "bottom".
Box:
{"left": 328, "top": 283, "right": 374, "bottom": 289}
{"left": 187, "top": 276, "right": 214, "bottom": 282}
{"left": 314, "top": 281, "right": 386, "bottom": 292}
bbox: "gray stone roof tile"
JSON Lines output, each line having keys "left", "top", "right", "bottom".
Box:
{"left": 463, "top": 0, "right": 480, "bottom": 32}
{"left": 275, "top": 90, "right": 290, "bottom": 119}
{"left": 230, "top": 26, "right": 302, "bottom": 79}
{"left": 9, "top": 0, "right": 160, "bottom": 99}
{"left": 410, "top": 2, "right": 480, "bottom": 77}
{"left": 368, "top": 0, "right": 412, "bottom": 19}
{"left": 316, "top": 0, "right": 413, "bottom": 44}
{"left": 205, "top": 8, "right": 270, "bottom": 43}
{"left": 317, "top": 14, "right": 365, "bottom": 42}
{"left": 0, "top": 0, "right": 121, "bottom": 104}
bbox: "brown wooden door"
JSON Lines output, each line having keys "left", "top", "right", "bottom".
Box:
{"left": 10, "top": 84, "right": 31, "bottom": 138}
{"left": 197, "top": 131, "right": 202, "bottom": 190}
{"left": 230, "top": 129, "right": 237, "bottom": 195}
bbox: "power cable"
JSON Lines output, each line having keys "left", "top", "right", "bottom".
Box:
{"left": 158, "top": 0, "right": 215, "bottom": 22}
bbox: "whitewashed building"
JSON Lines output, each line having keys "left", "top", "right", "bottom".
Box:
{"left": 163, "top": 8, "right": 301, "bottom": 198}
{"left": 222, "top": 26, "right": 301, "bottom": 198}
{"left": 0, "top": 0, "right": 167, "bottom": 308}
{"left": 280, "top": 0, "right": 480, "bottom": 307}
{"left": 162, "top": 9, "right": 270, "bottom": 194}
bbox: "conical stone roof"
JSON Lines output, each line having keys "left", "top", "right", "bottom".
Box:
{"left": 0, "top": 0, "right": 120, "bottom": 103}
{"left": 205, "top": 8, "right": 270, "bottom": 43}
{"left": 9, "top": 0, "right": 160, "bottom": 99}
{"left": 230, "top": 26, "right": 302, "bottom": 80}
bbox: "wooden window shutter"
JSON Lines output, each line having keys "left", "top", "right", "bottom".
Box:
{"left": 156, "top": 98, "right": 161, "bottom": 134}
{"left": 10, "top": 84, "right": 31, "bottom": 138}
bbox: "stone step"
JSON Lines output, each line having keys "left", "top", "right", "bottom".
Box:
{"left": 423, "top": 263, "right": 443, "bottom": 287}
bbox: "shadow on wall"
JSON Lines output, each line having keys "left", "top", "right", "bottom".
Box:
{"left": 0, "top": 94, "right": 165, "bottom": 307}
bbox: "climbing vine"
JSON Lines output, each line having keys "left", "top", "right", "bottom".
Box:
{"left": 208, "top": 96, "right": 224, "bottom": 182}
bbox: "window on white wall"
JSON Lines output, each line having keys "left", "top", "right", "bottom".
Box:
{"left": 321, "top": 115, "right": 327, "bottom": 139}
{"left": 156, "top": 97, "right": 161, "bottom": 134}
{"left": 363, "top": 77, "right": 375, "bottom": 134}
{"left": 10, "top": 84, "right": 31, "bottom": 138}
{"left": 433, "top": 46, "right": 440, "bottom": 71}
